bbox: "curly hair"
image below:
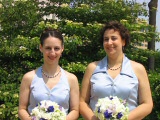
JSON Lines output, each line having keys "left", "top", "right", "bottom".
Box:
{"left": 99, "top": 21, "right": 130, "bottom": 50}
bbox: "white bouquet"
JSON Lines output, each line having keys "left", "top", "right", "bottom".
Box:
{"left": 31, "top": 100, "right": 66, "bottom": 120}
{"left": 94, "top": 96, "right": 129, "bottom": 120}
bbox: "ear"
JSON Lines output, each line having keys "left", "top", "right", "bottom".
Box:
{"left": 39, "top": 44, "right": 43, "bottom": 52}
{"left": 122, "top": 39, "right": 126, "bottom": 46}
{"left": 61, "top": 45, "right": 64, "bottom": 52}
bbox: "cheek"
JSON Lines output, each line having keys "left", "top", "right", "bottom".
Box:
{"left": 103, "top": 44, "right": 108, "bottom": 52}
{"left": 103, "top": 43, "right": 108, "bottom": 50}
{"left": 103, "top": 42, "right": 106, "bottom": 47}
{"left": 103, "top": 43, "right": 106, "bottom": 50}
{"left": 43, "top": 51, "right": 50, "bottom": 56}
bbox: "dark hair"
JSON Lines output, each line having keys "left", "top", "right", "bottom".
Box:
{"left": 40, "top": 28, "right": 64, "bottom": 46}
{"left": 99, "top": 21, "right": 130, "bottom": 50}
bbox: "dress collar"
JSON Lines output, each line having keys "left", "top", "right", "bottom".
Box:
{"left": 92, "top": 55, "right": 134, "bottom": 78}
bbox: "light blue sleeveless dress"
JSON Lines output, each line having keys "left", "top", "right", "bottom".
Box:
{"left": 28, "top": 67, "right": 70, "bottom": 114}
{"left": 89, "top": 55, "right": 139, "bottom": 111}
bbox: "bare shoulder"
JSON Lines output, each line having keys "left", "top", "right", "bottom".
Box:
{"left": 130, "top": 60, "right": 147, "bottom": 79}
{"left": 130, "top": 60, "right": 146, "bottom": 71}
{"left": 21, "top": 69, "right": 37, "bottom": 86}
{"left": 88, "top": 61, "right": 99, "bottom": 68}
{"left": 86, "top": 61, "right": 100, "bottom": 73}
{"left": 82, "top": 60, "right": 100, "bottom": 77}
{"left": 64, "top": 70, "right": 79, "bottom": 87}
{"left": 65, "top": 70, "right": 78, "bottom": 81}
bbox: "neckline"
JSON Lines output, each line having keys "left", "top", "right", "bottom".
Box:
{"left": 40, "top": 67, "right": 63, "bottom": 91}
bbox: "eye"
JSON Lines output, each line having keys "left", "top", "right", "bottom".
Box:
{"left": 54, "top": 47, "right": 60, "bottom": 51}
{"left": 111, "top": 37, "right": 117, "bottom": 41}
{"left": 103, "top": 38, "right": 109, "bottom": 42}
{"left": 45, "top": 47, "right": 51, "bottom": 50}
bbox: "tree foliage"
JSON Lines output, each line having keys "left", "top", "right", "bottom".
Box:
{"left": 0, "top": 0, "right": 160, "bottom": 119}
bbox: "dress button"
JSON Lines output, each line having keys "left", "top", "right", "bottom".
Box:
{"left": 46, "top": 93, "right": 51, "bottom": 96}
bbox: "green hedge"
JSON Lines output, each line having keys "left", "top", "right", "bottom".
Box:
{"left": 0, "top": 1, "right": 160, "bottom": 119}
{"left": 0, "top": 71, "right": 160, "bottom": 120}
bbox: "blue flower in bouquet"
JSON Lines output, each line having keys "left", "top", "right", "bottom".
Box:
{"left": 40, "top": 118, "right": 47, "bottom": 120}
{"left": 117, "top": 112, "right": 123, "bottom": 119}
{"left": 31, "top": 100, "right": 66, "bottom": 120}
{"left": 94, "top": 96, "right": 129, "bottom": 120}
{"left": 104, "top": 110, "right": 112, "bottom": 119}
{"left": 47, "top": 106, "right": 54, "bottom": 112}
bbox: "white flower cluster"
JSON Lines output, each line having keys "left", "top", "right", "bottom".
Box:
{"left": 31, "top": 100, "right": 66, "bottom": 120}
{"left": 94, "top": 96, "right": 129, "bottom": 120}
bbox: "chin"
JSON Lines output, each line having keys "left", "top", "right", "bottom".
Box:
{"left": 106, "top": 51, "right": 115, "bottom": 55}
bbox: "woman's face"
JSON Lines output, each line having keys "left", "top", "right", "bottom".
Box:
{"left": 103, "top": 29, "right": 125, "bottom": 56}
{"left": 40, "top": 36, "right": 64, "bottom": 64}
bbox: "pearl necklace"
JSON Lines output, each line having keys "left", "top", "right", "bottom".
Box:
{"left": 107, "top": 64, "right": 121, "bottom": 71}
{"left": 42, "top": 68, "right": 61, "bottom": 78}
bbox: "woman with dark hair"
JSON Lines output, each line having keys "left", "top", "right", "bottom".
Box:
{"left": 80, "top": 21, "right": 153, "bottom": 120}
{"left": 18, "top": 28, "right": 79, "bottom": 120}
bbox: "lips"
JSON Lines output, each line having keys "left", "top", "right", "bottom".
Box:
{"left": 48, "top": 56, "right": 56, "bottom": 60}
{"left": 107, "top": 47, "right": 115, "bottom": 51}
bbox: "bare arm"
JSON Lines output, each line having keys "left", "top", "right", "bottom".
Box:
{"left": 80, "top": 62, "right": 99, "bottom": 120}
{"left": 66, "top": 72, "right": 80, "bottom": 120}
{"left": 18, "top": 71, "right": 35, "bottom": 120}
{"left": 128, "top": 61, "right": 153, "bottom": 120}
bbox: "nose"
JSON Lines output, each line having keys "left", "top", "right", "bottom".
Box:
{"left": 50, "top": 48, "right": 56, "bottom": 55}
{"left": 108, "top": 38, "right": 113, "bottom": 44}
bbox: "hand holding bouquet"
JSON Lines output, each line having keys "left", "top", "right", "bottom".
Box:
{"left": 94, "top": 96, "right": 129, "bottom": 120}
{"left": 31, "top": 100, "right": 66, "bottom": 120}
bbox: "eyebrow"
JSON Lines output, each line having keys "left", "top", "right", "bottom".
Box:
{"left": 104, "top": 35, "right": 118, "bottom": 38}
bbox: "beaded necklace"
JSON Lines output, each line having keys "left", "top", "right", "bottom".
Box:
{"left": 107, "top": 64, "right": 121, "bottom": 71}
{"left": 42, "top": 68, "right": 61, "bottom": 78}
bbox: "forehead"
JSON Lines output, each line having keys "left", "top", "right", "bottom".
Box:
{"left": 43, "top": 36, "right": 62, "bottom": 45}
{"left": 104, "top": 29, "right": 120, "bottom": 36}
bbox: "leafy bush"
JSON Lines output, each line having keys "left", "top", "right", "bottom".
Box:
{"left": 144, "top": 72, "right": 160, "bottom": 120}
{"left": 0, "top": 0, "right": 160, "bottom": 120}
{"left": 0, "top": 83, "right": 19, "bottom": 120}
